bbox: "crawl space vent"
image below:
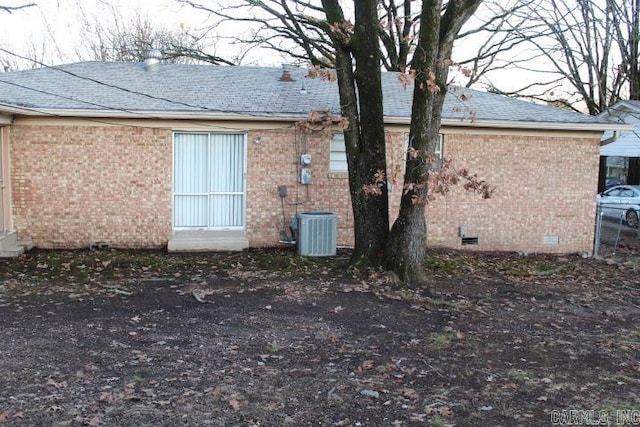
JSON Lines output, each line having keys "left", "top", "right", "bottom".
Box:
{"left": 461, "top": 237, "right": 479, "bottom": 245}
{"left": 543, "top": 235, "right": 560, "bottom": 245}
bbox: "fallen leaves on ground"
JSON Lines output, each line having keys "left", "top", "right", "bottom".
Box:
{"left": 0, "top": 248, "right": 639, "bottom": 426}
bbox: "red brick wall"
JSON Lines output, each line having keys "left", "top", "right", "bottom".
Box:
{"left": 9, "top": 122, "right": 600, "bottom": 254}
{"left": 423, "top": 131, "right": 600, "bottom": 253}
{"left": 246, "top": 128, "right": 354, "bottom": 247}
{"left": 10, "top": 124, "right": 172, "bottom": 248}
{"left": 245, "top": 127, "right": 599, "bottom": 253}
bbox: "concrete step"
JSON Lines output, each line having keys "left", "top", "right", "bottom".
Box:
{"left": 0, "top": 247, "right": 25, "bottom": 258}
{"left": 0, "top": 233, "right": 32, "bottom": 257}
{"left": 17, "top": 240, "right": 34, "bottom": 251}
{"left": 168, "top": 230, "right": 249, "bottom": 252}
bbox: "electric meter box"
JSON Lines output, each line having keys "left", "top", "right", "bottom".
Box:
{"left": 300, "top": 167, "right": 311, "bottom": 185}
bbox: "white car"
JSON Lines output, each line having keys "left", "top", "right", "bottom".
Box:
{"left": 596, "top": 185, "right": 640, "bottom": 228}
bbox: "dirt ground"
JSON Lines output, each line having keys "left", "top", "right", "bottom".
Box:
{"left": 0, "top": 247, "right": 639, "bottom": 427}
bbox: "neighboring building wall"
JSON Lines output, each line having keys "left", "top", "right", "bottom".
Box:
{"left": 10, "top": 123, "right": 172, "bottom": 248}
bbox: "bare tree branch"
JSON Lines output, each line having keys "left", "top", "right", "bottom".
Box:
{"left": 0, "top": 3, "right": 34, "bottom": 14}
{"left": 462, "top": 0, "right": 632, "bottom": 114}
{"left": 72, "top": 5, "right": 236, "bottom": 65}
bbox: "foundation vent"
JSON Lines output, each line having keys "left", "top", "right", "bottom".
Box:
{"left": 461, "top": 237, "right": 479, "bottom": 245}
{"left": 543, "top": 235, "right": 560, "bottom": 245}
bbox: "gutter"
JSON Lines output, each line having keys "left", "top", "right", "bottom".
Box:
{"left": 1, "top": 105, "right": 306, "bottom": 122}
{"left": 414, "top": 117, "right": 632, "bottom": 133}
{"left": 1, "top": 104, "right": 634, "bottom": 133}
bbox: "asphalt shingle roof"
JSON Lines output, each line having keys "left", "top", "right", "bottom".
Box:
{"left": 0, "top": 61, "right": 619, "bottom": 128}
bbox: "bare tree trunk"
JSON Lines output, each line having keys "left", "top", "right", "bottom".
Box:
{"left": 350, "top": 0, "right": 389, "bottom": 264}
{"left": 323, "top": 0, "right": 389, "bottom": 266}
{"left": 385, "top": 7, "right": 447, "bottom": 284}
{"left": 178, "top": 0, "right": 482, "bottom": 278}
{"left": 598, "top": 156, "right": 608, "bottom": 193}
{"left": 385, "top": 0, "right": 482, "bottom": 283}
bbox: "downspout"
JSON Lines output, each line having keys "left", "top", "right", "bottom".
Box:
{"left": 600, "top": 130, "right": 621, "bottom": 146}
{"left": 598, "top": 130, "right": 622, "bottom": 192}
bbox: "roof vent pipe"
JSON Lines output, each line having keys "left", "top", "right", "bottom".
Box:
{"left": 144, "top": 49, "right": 163, "bottom": 71}
{"left": 280, "top": 63, "right": 293, "bottom": 81}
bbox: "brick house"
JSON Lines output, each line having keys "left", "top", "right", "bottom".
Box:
{"left": 0, "top": 61, "right": 627, "bottom": 256}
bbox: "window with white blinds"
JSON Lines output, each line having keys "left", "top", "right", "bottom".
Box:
{"left": 330, "top": 133, "right": 348, "bottom": 172}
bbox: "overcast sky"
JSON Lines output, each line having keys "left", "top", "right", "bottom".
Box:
{"left": 0, "top": 0, "right": 555, "bottom": 99}
{"left": 0, "top": 1, "right": 489, "bottom": 72}
{"left": 0, "top": 0, "right": 209, "bottom": 65}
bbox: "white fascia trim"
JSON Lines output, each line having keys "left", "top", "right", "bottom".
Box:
{"left": 386, "top": 116, "right": 633, "bottom": 132}
{"left": 8, "top": 107, "right": 308, "bottom": 122}
{"left": 6, "top": 107, "right": 633, "bottom": 132}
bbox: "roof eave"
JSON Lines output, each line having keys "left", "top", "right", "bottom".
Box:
{"left": 3, "top": 107, "right": 631, "bottom": 132}
{"left": 1, "top": 107, "right": 310, "bottom": 122}
{"left": 611, "top": 100, "right": 640, "bottom": 114}
{"left": 386, "top": 116, "right": 632, "bottom": 132}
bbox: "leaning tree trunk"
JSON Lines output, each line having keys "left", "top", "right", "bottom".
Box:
{"left": 385, "top": 83, "right": 447, "bottom": 283}
{"left": 323, "top": 0, "right": 389, "bottom": 266}
{"left": 385, "top": 0, "right": 482, "bottom": 283}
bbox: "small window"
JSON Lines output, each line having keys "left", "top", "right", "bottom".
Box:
{"left": 435, "top": 134, "right": 444, "bottom": 159}
{"left": 405, "top": 134, "right": 444, "bottom": 159}
{"left": 543, "top": 235, "right": 560, "bottom": 245}
{"left": 330, "top": 133, "right": 348, "bottom": 172}
{"left": 406, "top": 134, "right": 444, "bottom": 169}
{"left": 433, "top": 134, "right": 444, "bottom": 169}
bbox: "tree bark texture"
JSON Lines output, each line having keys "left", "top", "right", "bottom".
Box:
{"left": 322, "top": 0, "right": 389, "bottom": 266}
{"left": 385, "top": 0, "right": 482, "bottom": 283}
